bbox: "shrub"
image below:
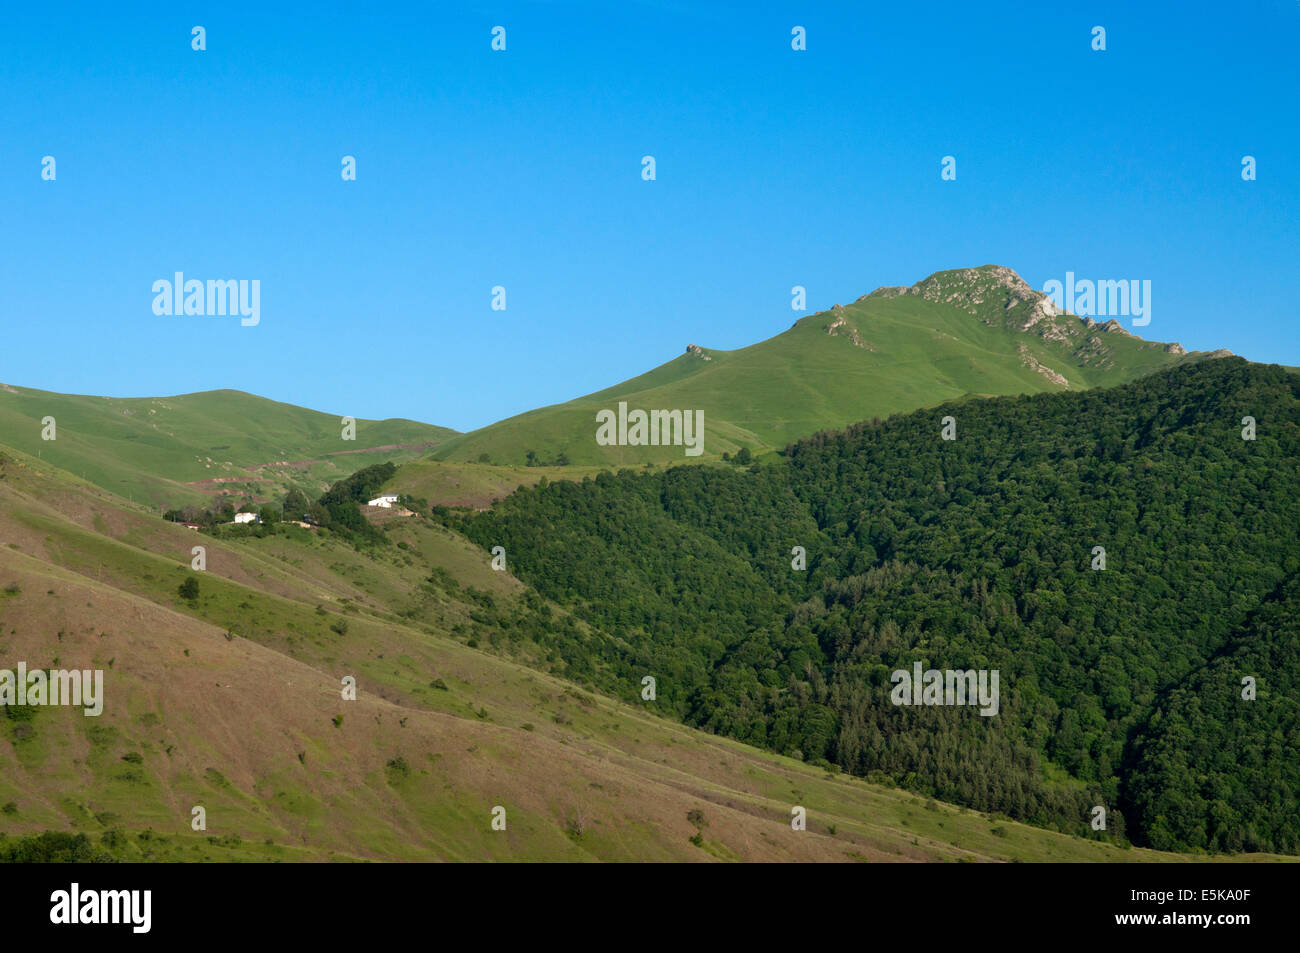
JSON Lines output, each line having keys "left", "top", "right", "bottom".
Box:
{"left": 0, "top": 831, "right": 112, "bottom": 863}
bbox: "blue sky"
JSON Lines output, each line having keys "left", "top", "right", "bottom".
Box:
{"left": 2, "top": 1, "right": 1296, "bottom": 432}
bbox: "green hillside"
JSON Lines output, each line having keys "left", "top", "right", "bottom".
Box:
{"left": 452, "top": 357, "right": 1300, "bottom": 854}
{"left": 0, "top": 385, "right": 457, "bottom": 510}
{"left": 383, "top": 459, "right": 608, "bottom": 510}
{"left": 432, "top": 266, "right": 1225, "bottom": 466}
{"left": 0, "top": 269, "right": 1284, "bottom": 863}
{"left": 3, "top": 440, "right": 1263, "bottom": 862}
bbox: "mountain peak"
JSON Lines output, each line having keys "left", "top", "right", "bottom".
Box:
{"left": 841, "top": 263, "right": 1229, "bottom": 372}
{"left": 866, "top": 265, "right": 1046, "bottom": 313}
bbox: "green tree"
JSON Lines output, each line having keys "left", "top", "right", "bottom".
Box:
{"left": 282, "top": 488, "right": 310, "bottom": 521}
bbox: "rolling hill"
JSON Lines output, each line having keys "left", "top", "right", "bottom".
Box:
{"left": 0, "top": 386, "right": 458, "bottom": 511}
{"left": 431, "top": 265, "right": 1228, "bottom": 466}
{"left": 0, "top": 265, "right": 1230, "bottom": 516}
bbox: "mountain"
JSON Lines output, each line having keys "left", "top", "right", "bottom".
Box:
{"left": 451, "top": 357, "right": 1300, "bottom": 853}
{"left": 0, "top": 265, "right": 1229, "bottom": 511}
{"left": 431, "top": 266, "right": 1228, "bottom": 466}
{"left": 0, "top": 386, "right": 458, "bottom": 510}
{"left": 0, "top": 280, "right": 1288, "bottom": 862}
{"left": 0, "top": 438, "right": 1227, "bottom": 863}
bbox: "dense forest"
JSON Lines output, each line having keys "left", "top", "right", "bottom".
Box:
{"left": 450, "top": 359, "right": 1300, "bottom": 852}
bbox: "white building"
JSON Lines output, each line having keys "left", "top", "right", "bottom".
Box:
{"left": 233, "top": 511, "right": 259, "bottom": 524}
{"left": 367, "top": 494, "right": 400, "bottom": 508}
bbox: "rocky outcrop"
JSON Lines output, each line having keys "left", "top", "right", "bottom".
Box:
{"left": 867, "top": 265, "right": 1065, "bottom": 333}
{"left": 1017, "top": 344, "right": 1070, "bottom": 388}
{"left": 906, "top": 265, "right": 1041, "bottom": 315}
{"left": 853, "top": 266, "right": 1229, "bottom": 371}
{"left": 1073, "top": 335, "right": 1116, "bottom": 370}
{"left": 825, "top": 310, "right": 874, "bottom": 350}
{"left": 685, "top": 344, "right": 712, "bottom": 361}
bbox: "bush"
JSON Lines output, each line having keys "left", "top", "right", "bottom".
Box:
{"left": 177, "top": 576, "right": 200, "bottom": 602}
{"left": 0, "top": 831, "right": 113, "bottom": 863}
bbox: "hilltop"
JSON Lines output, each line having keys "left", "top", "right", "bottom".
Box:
{"left": 0, "top": 266, "right": 1232, "bottom": 505}
{"left": 429, "top": 265, "right": 1227, "bottom": 466}
{"left": 0, "top": 386, "right": 457, "bottom": 511}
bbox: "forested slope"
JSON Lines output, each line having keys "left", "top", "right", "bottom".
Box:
{"left": 452, "top": 358, "right": 1300, "bottom": 852}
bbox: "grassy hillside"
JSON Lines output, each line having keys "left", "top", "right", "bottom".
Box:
{"left": 431, "top": 266, "right": 1224, "bottom": 466}
{"left": 1, "top": 441, "right": 1281, "bottom": 861}
{"left": 382, "top": 460, "right": 608, "bottom": 510}
{"left": 0, "top": 385, "right": 457, "bottom": 510}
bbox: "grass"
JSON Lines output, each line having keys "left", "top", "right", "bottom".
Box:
{"left": 430, "top": 265, "right": 1209, "bottom": 466}
{"left": 0, "top": 386, "right": 457, "bottom": 509}
{"left": 0, "top": 384, "right": 1287, "bottom": 862}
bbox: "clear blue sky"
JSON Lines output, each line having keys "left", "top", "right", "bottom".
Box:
{"left": 2, "top": 1, "right": 1296, "bottom": 432}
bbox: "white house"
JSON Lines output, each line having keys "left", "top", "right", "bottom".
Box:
{"left": 367, "top": 494, "right": 400, "bottom": 508}
{"left": 233, "top": 511, "right": 259, "bottom": 524}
